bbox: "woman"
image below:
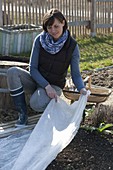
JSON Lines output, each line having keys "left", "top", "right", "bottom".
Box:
{"left": 7, "top": 8, "right": 86, "bottom": 126}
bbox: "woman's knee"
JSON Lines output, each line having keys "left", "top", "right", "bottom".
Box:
{"left": 7, "top": 67, "right": 18, "bottom": 78}
{"left": 30, "top": 88, "right": 51, "bottom": 112}
{"left": 7, "top": 67, "right": 26, "bottom": 90}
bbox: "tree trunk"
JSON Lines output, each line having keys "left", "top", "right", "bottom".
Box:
{"left": 91, "top": 91, "right": 113, "bottom": 126}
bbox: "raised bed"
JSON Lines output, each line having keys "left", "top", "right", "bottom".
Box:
{"left": 0, "top": 24, "right": 42, "bottom": 55}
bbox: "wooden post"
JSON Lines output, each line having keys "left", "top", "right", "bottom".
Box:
{"left": 90, "top": 0, "right": 97, "bottom": 37}
{"left": 0, "top": 1, "right": 3, "bottom": 26}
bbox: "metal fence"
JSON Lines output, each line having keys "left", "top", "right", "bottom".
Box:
{"left": 0, "top": 0, "right": 113, "bottom": 37}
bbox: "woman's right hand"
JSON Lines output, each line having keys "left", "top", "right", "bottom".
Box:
{"left": 45, "top": 84, "right": 57, "bottom": 102}
{"left": 80, "top": 88, "right": 87, "bottom": 95}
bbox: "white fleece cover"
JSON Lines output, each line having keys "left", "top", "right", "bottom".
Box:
{"left": 0, "top": 91, "right": 90, "bottom": 170}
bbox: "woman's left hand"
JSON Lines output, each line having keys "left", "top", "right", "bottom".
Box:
{"left": 45, "top": 84, "right": 58, "bottom": 101}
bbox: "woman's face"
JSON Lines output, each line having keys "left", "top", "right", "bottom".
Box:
{"left": 47, "top": 18, "right": 65, "bottom": 41}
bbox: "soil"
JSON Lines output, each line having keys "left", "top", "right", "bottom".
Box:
{"left": 0, "top": 57, "right": 113, "bottom": 170}
{"left": 46, "top": 66, "right": 113, "bottom": 170}
{"left": 47, "top": 129, "right": 113, "bottom": 170}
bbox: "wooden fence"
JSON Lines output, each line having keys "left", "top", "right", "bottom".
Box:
{"left": 0, "top": 0, "right": 113, "bottom": 37}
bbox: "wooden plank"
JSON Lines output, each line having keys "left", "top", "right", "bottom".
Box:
{"left": 9, "top": 31, "right": 14, "bottom": 54}
{"left": 90, "top": 0, "right": 96, "bottom": 36}
{"left": 0, "top": 31, "right": 3, "bottom": 54}
{"left": 0, "top": 61, "right": 28, "bottom": 67}
{"left": 5, "top": 32, "right": 10, "bottom": 55}
{"left": 0, "top": 88, "right": 9, "bottom": 93}
{"left": 2, "top": 28, "right": 6, "bottom": 55}
{"left": 0, "top": 114, "right": 42, "bottom": 138}
{"left": 0, "top": 124, "right": 35, "bottom": 138}
{"left": 18, "top": 0, "right": 21, "bottom": 24}
{"left": 68, "top": 21, "right": 90, "bottom": 26}
{"left": 13, "top": 32, "right": 18, "bottom": 54}
{"left": 0, "top": 72, "right": 7, "bottom": 76}
{"left": 97, "top": 0, "right": 113, "bottom": 2}
{"left": 15, "top": 0, "right": 18, "bottom": 24}
{"left": 7, "top": 0, "right": 10, "bottom": 25}
{"left": 11, "top": 0, "right": 14, "bottom": 25}
{"left": 0, "top": 1, "right": 3, "bottom": 26}
{"left": 0, "top": 114, "right": 42, "bottom": 129}
{"left": 17, "top": 32, "right": 22, "bottom": 54}
{"left": 97, "top": 23, "right": 113, "bottom": 28}
{"left": 3, "top": 0, "right": 7, "bottom": 25}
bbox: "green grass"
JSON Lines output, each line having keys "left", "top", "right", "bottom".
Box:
{"left": 15, "top": 33, "right": 113, "bottom": 72}
{"left": 77, "top": 33, "right": 113, "bottom": 71}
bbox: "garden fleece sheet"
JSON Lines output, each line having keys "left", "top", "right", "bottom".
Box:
{"left": 0, "top": 91, "right": 90, "bottom": 170}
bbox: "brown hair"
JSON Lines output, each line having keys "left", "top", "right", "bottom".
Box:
{"left": 43, "top": 8, "right": 68, "bottom": 33}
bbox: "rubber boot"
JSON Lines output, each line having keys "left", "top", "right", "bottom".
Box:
{"left": 13, "top": 93, "right": 28, "bottom": 127}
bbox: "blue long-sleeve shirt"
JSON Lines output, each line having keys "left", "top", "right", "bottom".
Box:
{"left": 29, "top": 34, "right": 85, "bottom": 91}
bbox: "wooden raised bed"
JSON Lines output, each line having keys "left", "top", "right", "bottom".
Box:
{"left": 0, "top": 24, "right": 42, "bottom": 55}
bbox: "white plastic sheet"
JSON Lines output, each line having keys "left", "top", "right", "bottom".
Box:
{"left": 11, "top": 90, "right": 90, "bottom": 170}
{"left": 0, "top": 130, "right": 31, "bottom": 170}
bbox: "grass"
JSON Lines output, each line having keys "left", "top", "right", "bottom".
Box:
{"left": 77, "top": 33, "right": 113, "bottom": 71}
{"left": 15, "top": 33, "right": 113, "bottom": 72}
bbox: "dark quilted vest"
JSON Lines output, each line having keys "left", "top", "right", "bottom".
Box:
{"left": 39, "top": 34, "right": 77, "bottom": 89}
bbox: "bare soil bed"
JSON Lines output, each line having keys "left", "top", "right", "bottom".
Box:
{"left": 47, "top": 129, "right": 113, "bottom": 170}
{"left": 46, "top": 66, "right": 113, "bottom": 170}
{"left": 0, "top": 57, "right": 113, "bottom": 170}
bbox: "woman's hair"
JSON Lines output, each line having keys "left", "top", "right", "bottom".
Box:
{"left": 43, "top": 8, "right": 68, "bottom": 32}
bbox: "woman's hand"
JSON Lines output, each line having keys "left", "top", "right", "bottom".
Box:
{"left": 80, "top": 88, "right": 87, "bottom": 95}
{"left": 45, "top": 84, "right": 57, "bottom": 102}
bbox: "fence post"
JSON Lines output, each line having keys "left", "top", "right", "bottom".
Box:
{"left": 90, "top": 0, "right": 96, "bottom": 37}
{"left": 0, "top": 1, "right": 3, "bottom": 26}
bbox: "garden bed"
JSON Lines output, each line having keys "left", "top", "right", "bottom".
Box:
{"left": 0, "top": 57, "right": 113, "bottom": 169}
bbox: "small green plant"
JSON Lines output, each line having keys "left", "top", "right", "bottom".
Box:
{"left": 97, "top": 122, "right": 113, "bottom": 132}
